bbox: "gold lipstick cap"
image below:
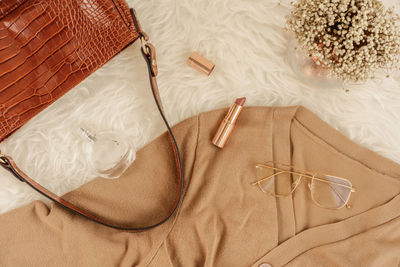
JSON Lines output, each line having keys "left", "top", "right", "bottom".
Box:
{"left": 187, "top": 52, "right": 215, "bottom": 76}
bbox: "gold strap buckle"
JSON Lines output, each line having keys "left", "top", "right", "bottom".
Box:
{"left": 140, "top": 34, "right": 150, "bottom": 56}
{"left": 140, "top": 35, "right": 158, "bottom": 77}
{"left": 0, "top": 150, "right": 6, "bottom": 165}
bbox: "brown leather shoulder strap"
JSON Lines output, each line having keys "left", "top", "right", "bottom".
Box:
{"left": 0, "top": 9, "right": 184, "bottom": 232}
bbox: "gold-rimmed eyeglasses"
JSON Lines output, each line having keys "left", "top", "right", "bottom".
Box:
{"left": 251, "top": 162, "right": 356, "bottom": 210}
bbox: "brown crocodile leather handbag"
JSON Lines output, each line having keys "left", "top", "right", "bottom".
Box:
{"left": 0, "top": 0, "right": 183, "bottom": 232}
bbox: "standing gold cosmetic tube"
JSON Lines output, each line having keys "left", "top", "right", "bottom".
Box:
{"left": 212, "top": 97, "right": 246, "bottom": 148}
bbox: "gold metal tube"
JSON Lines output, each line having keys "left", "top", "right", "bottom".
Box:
{"left": 212, "top": 98, "right": 245, "bottom": 148}
{"left": 187, "top": 52, "right": 215, "bottom": 76}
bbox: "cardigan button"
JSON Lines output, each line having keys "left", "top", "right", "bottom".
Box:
{"left": 259, "top": 264, "right": 272, "bottom": 267}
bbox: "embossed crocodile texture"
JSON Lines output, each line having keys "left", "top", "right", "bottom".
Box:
{"left": 0, "top": 0, "right": 139, "bottom": 141}
{"left": 0, "top": 0, "right": 25, "bottom": 19}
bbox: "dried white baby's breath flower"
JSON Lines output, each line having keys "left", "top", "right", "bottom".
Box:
{"left": 286, "top": 0, "right": 400, "bottom": 82}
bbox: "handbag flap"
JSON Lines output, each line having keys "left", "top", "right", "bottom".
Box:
{"left": 0, "top": 0, "right": 27, "bottom": 19}
{"left": 0, "top": 0, "right": 139, "bottom": 141}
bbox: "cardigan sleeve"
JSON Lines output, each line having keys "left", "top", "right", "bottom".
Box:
{"left": 0, "top": 115, "right": 200, "bottom": 266}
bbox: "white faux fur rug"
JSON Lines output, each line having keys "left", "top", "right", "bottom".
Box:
{"left": 0, "top": 0, "right": 399, "bottom": 213}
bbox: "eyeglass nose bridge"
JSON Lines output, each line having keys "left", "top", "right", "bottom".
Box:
{"left": 291, "top": 174, "right": 303, "bottom": 189}
{"left": 307, "top": 174, "right": 316, "bottom": 192}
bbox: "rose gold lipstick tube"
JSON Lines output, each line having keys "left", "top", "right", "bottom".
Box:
{"left": 212, "top": 97, "right": 246, "bottom": 148}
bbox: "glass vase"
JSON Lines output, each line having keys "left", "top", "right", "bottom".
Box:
{"left": 288, "top": 35, "right": 341, "bottom": 89}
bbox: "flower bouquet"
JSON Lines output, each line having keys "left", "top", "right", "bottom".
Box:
{"left": 286, "top": 0, "right": 400, "bottom": 83}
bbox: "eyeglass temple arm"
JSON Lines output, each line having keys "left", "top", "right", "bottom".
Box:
{"left": 251, "top": 171, "right": 287, "bottom": 185}
{"left": 256, "top": 164, "right": 355, "bottom": 190}
{"left": 311, "top": 176, "right": 354, "bottom": 190}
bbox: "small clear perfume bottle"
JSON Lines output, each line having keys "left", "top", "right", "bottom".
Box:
{"left": 80, "top": 128, "right": 136, "bottom": 179}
